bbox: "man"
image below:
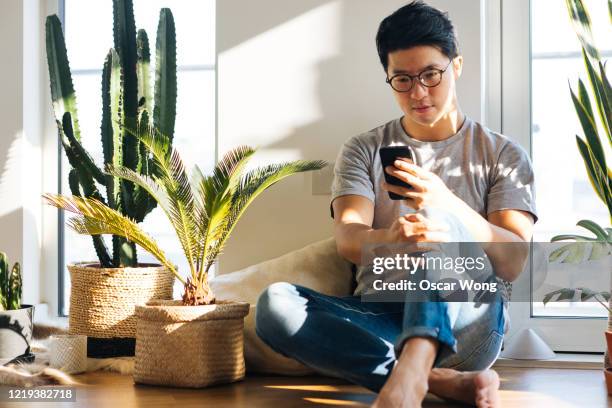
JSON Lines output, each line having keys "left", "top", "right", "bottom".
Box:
{"left": 256, "top": 2, "right": 537, "bottom": 407}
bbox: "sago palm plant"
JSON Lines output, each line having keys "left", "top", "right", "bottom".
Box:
{"left": 44, "top": 125, "right": 326, "bottom": 305}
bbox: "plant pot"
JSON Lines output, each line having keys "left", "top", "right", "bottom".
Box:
{"left": 67, "top": 263, "right": 174, "bottom": 358}
{"left": 605, "top": 331, "right": 612, "bottom": 371}
{"left": 605, "top": 368, "right": 612, "bottom": 395}
{"left": 0, "top": 305, "right": 35, "bottom": 366}
{"left": 134, "top": 299, "right": 250, "bottom": 388}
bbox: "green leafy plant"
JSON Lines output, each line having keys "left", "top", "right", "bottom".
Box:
{"left": 45, "top": 0, "right": 177, "bottom": 267}
{"left": 544, "top": 0, "right": 611, "bottom": 310}
{"left": 549, "top": 220, "right": 611, "bottom": 263}
{"left": 544, "top": 287, "right": 610, "bottom": 312}
{"left": 564, "top": 0, "right": 611, "bottom": 223}
{"left": 44, "top": 125, "right": 327, "bottom": 305}
{"left": 0, "top": 252, "right": 22, "bottom": 311}
{"left": 544, "top": 220, "right": 611, "bottom": 308}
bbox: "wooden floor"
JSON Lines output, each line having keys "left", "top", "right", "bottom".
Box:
{"left": 3, "top": 367, "right": 611, "bottom": 407}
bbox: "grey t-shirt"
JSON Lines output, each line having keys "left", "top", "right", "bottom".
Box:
{"left": 331, "top": 116, "right": 538, "bottom": 297}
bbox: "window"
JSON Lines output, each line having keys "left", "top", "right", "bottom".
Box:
{"left": 501, "top": 0, "right": 610, "bottom": 352}
{"left": 530, "top": 0, "right": 610, "bottom": 319}
{"left": 59, "top": 0, "right": 216, "bottom": 316}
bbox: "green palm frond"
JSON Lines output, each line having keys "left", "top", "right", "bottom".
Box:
{"left": 43, "top": 193, "right": 182, "bottom": 283}
{"left": 164, "top": 148, "right": 200, "bottom": 279}
{"left": 201, "top": 160, "right": 327, "bottom": 275}
{"left": 106, "top": 162, "right": 201, "bottom": 277}
{"left": 122, "top": 124, "right": 202, "bottom": 280}
{"left": 106, "top": 164, "right": 171, "bottom": 210}
{"left": 128, "top": 122, "right": 172, "bottom": 179}
{"left": 200, "top": 147, "right": 255, "bottom": 225}
{"left": 197, "top": 146, "right": 256, "bottom": 266}
{"left": 201, "top": 146, "right": 256, "bottom": 206}
{"left": 44, "top": 136, "right": 327, "bottom": 305}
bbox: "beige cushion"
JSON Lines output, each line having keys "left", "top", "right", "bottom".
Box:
{"left": 211, "top": 237, "right": 354, "bottom": 375}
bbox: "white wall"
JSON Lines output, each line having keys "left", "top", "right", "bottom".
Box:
{"left": 0, "top": 0, "right": 26, "bottom": 293}
{"left": 0, "top": 0, "right": 57, "bottom": 307}
{"left": 217, "top": 0, "right": 486, "bottom": 273}
{"left": 0, "top": 0, "right": 492, "bottom": 305}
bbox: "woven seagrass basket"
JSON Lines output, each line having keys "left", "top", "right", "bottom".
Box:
{"left": 67, "top": 263, "right": 174, "bottom": 358}
{"left": 134, "top": 299, "right": 250, "bottom": 388}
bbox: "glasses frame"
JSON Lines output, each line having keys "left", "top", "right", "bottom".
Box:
{"left": 385, "top": 59, "right": 453, "bottom": 93}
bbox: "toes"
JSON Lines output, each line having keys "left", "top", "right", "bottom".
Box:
{"left": 473, "top": 370, "right": 501, "bottom": 408}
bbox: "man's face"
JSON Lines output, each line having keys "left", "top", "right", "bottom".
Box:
{"left": 386, "top": 46, "right": 462, "bottom": 127}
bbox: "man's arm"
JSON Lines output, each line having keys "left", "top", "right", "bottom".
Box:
{"left": 332, "top": 195, "right": 381, "bottom": 265}
{"left": 445, "top": 198, "right": 534, "bottom": 282}
{"left": 332, "top": 195, "right": 452, "bottom": 265}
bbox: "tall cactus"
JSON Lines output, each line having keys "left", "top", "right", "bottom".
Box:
{"left": 45, "top": 0, "right": 177, "bottom": 267}
{"left": 0, "top": 252, "right": 22, "bottom": 311}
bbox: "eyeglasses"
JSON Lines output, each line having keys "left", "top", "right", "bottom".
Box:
{"left": 386, "top": 60, "right": 453, "bottom": 93}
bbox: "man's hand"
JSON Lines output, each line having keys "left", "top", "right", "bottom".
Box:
{"left": 332, "top": 195, "right": 451, "bottom": 265}
{"left": 386, "top": 213, "right": 451, "bottom": 243}
{"left": 381, "top": 159, "right": 534, "bottom": 282}
{"left": 382, "top": 159, "right": 459, "bottom": 211}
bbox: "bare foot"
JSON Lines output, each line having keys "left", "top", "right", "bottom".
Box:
{"left": 372, "top": 366, "right": 428, "bottom": 408}
{"left": 428, "top": 368, "right": 500, "bottom": 407}
{"left": 373, "top": 337, "right": 438, "bottom": 408}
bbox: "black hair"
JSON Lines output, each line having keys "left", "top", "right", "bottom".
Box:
{"left": 376, "top": 1, "right": 459, "bottom": 72}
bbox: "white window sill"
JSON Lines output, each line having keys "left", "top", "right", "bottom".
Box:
{"left": 32, "top": 303, "right": 68, "bottom": 329}
{"left": 493, "top": 353, "right": 603, "bottom": 370}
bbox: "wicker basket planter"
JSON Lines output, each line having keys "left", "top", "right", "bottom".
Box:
{"left": 134, "top": 299, "right": 250, "bottom": 388}
{"left": 67, "top": 263, "right": 174, "bottom": 358}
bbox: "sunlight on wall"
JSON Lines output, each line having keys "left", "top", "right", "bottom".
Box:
{"left": 0, "top": 134, "right": 22, "bottom": 217}
{"left": 216, "top": 0, "right": 485, "bottom": 273}
{"left": 218, "top": 2, "right": 342, "bottom": 149}
{"left": 245, "top": 148, "right": 305, "bottom": 169}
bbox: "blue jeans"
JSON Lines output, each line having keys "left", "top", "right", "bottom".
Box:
{"left": 255, "top": 208, "right": 506, "bottom": 392}
{"left": 256, "top": 283, "right": 505, "bottom": 392}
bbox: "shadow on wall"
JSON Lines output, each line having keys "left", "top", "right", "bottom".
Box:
{"left": 216, "top": 0, "right": 411, "bottom": 273}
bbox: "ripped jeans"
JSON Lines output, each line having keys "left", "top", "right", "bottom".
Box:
{"left": 255, "top": 207, "right": 507, "bottom": 392}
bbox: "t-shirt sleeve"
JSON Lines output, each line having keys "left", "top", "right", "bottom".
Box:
{"left": 487, "top": 141, "right": 538, "bottom": 223}
{"left": 329, "top": 136, "right": 375, "bottom": 219}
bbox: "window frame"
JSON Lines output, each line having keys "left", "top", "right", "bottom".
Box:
{"left": 497, "top": 0, "right": 606, "bottom": 353}
{"left": 39, "top": 0, "right": 65, "bottom": 322}
{"left": 42, "top": 0, "right": 607, "bottom": 353}
{"left": 53, "top": 0, "right": 217, "bottom": 317}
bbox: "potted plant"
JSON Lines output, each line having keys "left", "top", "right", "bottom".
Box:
{"left": 0, "top": 252, "right": 34, "bottom": 366}
{"left": 543, "top": 0, "right": 611, "bottom": 394}
{"left": 44, "top": 124, "right": 326, "bottom": 387}
{"left": 45, "top": 0, "right": 178, "bottom": 357}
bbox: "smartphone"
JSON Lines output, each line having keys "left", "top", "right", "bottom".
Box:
{"left": 379, "top": 145, "right": 413, "bottom": 200}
